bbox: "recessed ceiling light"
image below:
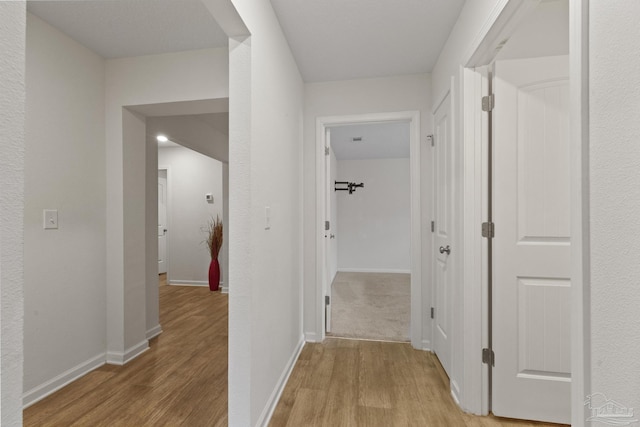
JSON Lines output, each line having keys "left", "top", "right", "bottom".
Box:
{"left": 157, "top": 135, "right": 168, "bottom": 142}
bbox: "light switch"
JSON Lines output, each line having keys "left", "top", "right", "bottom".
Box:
{"left": 43, "top": 209, "right": 58, "bottom": 230}
{"left": 265, "top": 206, "right": 271, "bottom": 230}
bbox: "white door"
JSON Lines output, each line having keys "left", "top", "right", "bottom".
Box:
{"left": 328, "top": 145, "right": 338, "bottom": 284}
{"left": 433, "top": 93, "right": 453, "bottom": 376}
{"left": 324, "top": 129, "right": 333, "bottom": 333}
{"left": 492, "top": 55, "right": 571, "bottom": 424}
{"left": 158, "top": 172, "right": 168, "bottom": 275}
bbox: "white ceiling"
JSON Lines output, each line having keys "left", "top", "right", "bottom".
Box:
{"left": 330, "top": 122, "right": 410, "bottom": 160}
{"left": 269, "top": 0, "right": 465, "bottom": 82}
{"left": 27, "top": 0, "right": 228, "bottom": 58}
{"left": 27, "top": 0, "right": 465, "bottom": 81}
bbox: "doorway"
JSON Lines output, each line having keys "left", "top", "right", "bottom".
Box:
{"left": 158, "top": 169, "right": 168, "bottom": 275}
{"left": 463, "top": 0, "right": 573, "bottom": 423}
{"left": 326, "top": 122, "right": 412, "bottom": 342}
{"left": 121, "top": 98, "right": 229, "bottom": 341}
{"left": 316, "top": 111, "right": 422, "bottom": 348}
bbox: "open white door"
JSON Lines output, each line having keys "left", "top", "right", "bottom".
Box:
{"left": 158, "top": 172, "right": 168, "bottom": 275}
{"left": 492, "top": 55, "right": 571, "bottom": 424}
{"left": 324, "top": 128, "right": 333, "bottom": 333}
{"left": 433, "top": 93, "right": 453, "bottom": 376}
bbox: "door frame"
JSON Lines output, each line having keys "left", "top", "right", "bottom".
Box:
{"left": 460, "top": 0, "right": 590, "bottom": 423}
{"left": 158, "top": 166, "right": 171, "bottom": 279}
{"left": 315, "top": 111, "right": 423, "bottom": 348}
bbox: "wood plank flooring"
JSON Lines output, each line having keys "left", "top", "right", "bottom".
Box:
{"left": 24, "top": 276, "right": 228, "bottom": 426}
{"left": 269, "top": 338, "right": 568, "bottom": 427}
{"left": 25, "top": 275, "right": 568, "bottom": 426}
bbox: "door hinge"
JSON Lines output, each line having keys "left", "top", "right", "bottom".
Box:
{"left": 430, "top": 307, "right": 435, "bottom": 319}
{"left": 482, "top": 94, "right": 495, "bottom": 112}
{"left": 427, "top": 135, "right": 434, "bottom": 146}
{"left": 482, "top": 348, "right": 495, "bottom": 366}
{"left": 325, "top": 146, "right": 330, "bottom": 156}
{"left": 431, "top": 221, "right": 435, "bottom": 233}
{"left": 325, "top": 295, "right": 330, "bottom": 305}
{"left": 481, "top": 221, "right": 495, "bottom": 238}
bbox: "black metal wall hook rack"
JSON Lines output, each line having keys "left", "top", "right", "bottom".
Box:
{"left": 335, "top": 181, "right": 364, "bottom": 194}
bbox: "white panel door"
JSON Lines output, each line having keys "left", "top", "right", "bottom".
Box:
{"left": 158, "top": 174, "right": 168, "bottom": 275}
{"left": 433, "top": 93, "right": 453, "bottom": 376}
{"left": 492, "top": 56, "right": 570, "bottom": 424}
{"left": 325, "top": 129, "right": 333, "bottom": 333}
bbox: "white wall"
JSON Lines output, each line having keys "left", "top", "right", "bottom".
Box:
{"left": 0, "top": 2, "right": 26, "bottom": 424}
{"left": 223, "top": 0, "right": 304, "bottom": 425}
{"left": 24, "top": 13, "right": 106, "bottom": 405}
{"left": 337, "top": 158, "right": 410, "bottom": 273}
{"left": 105, "top": 47, "right": 228, "bottom": 360}
{"left": 158, "top": 146, "right": 224, "bottom": 285}
{"left": 303, "top": 74, "right": 431, "bottom": 343}
{"left": 589, "top": 0, "right": 640, "bottom": 416}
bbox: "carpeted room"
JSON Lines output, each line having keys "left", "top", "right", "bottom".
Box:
{"left": 327, "top": 122, "right": 411, "bottom": 342}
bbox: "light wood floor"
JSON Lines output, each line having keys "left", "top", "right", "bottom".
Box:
{"left": 25, "top": 276, "right": 566, "bottom": 426}
{"left": 24, "top": 275, "right": 228, "bottom": 426}
{"left": 269, "top": 338, "right": 567, "bottom": 427}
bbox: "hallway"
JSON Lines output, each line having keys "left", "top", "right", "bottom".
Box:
{"left": 24, "top": 278, "right": 565, "bottom": 426}
{"left": 270, "top": 339, "right": 567, "bottom": 427}
{"left": 23, "top": 277, "right": 228, "bottom": 426}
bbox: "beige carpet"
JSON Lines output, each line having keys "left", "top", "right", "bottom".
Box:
{"left": 330, "top": 272, "right": 410, "bottom": 342}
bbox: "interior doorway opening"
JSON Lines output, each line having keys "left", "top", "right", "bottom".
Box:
{"left": 121, "top": 97, "right": 230, "bottom": 341}
{"left": 315, "top": 111, "right": 423, "bottom": 349}
{"left": 460, "top": 0, "right": 576, "bottom": 423}
{"left": 325, "top": 121, "right": 412, "bottom": 343}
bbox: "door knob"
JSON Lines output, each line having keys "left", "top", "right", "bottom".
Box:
{"left": 439, "top": 245, "right": 451, "bottom": 255}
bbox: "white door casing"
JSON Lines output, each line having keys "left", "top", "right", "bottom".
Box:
{"left": 315, "top": 112, "right": 421, "bottom": 347}
{"left": 492, "top": 55, "right": 571, "bottom": 424}
{"left": 158, "top": 173, "right": 168, "bottom": 275}
{"left": 433, "top": 93, "right": 453, "bottom": 377}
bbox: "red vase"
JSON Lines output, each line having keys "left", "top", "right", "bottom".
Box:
{"left": 208, "top": 259, "right": 220, "bottom": 291}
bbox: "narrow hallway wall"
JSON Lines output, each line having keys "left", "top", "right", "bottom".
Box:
{"left": 23, "top": 13, "right": 106, "bottom": 405}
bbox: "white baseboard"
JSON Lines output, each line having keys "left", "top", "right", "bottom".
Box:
{"left": 451, "top": 379, "right": 461, "bottom": 405}
{"left": 304, "top": 332, "right": 322, "bottom": 343}
{"left": 422, "top": 339, "right": 431, "bottom": 351}
{"left": 257, "top": 337, "right": 305, "bottom": 427}
{"left": 168, "top": 280, "right": 208, "bottom": 287}
{"left": 106, "top": 340, "right": 149, "bottom": 366}
{"left": 146, "top": 324, "right": 163, "bottom": 340}
{"left": 23, "top": 353, "right": 105, "bottom": 409}
{"left": 338, "top": 268, "right": 411, "bottom": 274}
{"left": 221, "top": 285, "right": 229, "bottom": 294}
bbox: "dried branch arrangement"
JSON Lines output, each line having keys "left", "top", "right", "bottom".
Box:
{"left": 206, "top": 215, "right": 223, "bottom": 260}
